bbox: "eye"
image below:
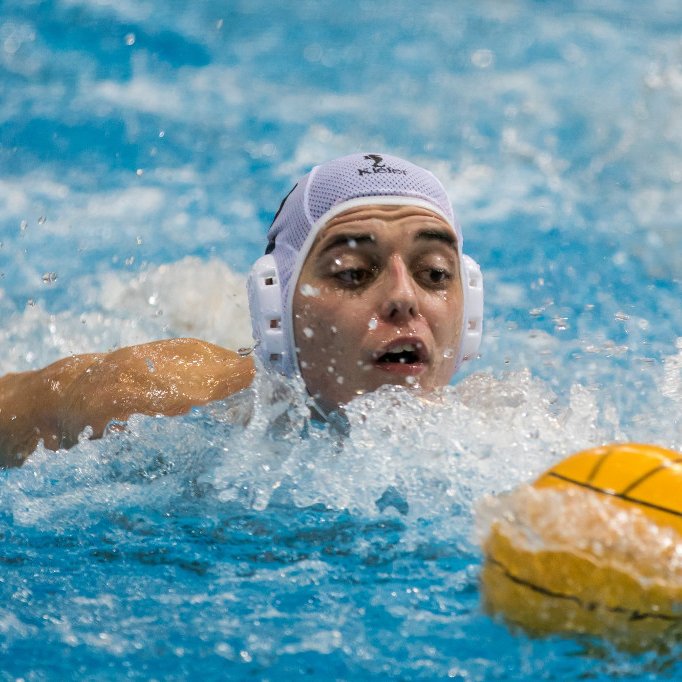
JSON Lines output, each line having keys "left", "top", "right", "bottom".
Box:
{"left": 418, "top": 267, "right": 453, "bottom": 288}
{"left": 335, "top": 267, "right": 375, "bottom": 287}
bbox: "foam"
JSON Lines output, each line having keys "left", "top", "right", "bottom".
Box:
{"left": 3, "top": 362, "right": 676, "bottom": 561}
{"left": 478, "top": 479, "right": 682, "bottom": 586}
{"left": 0, "top": 257, "right": 252, "bottom": 374}
{"left": 662, "top": 339, "right": 682, "bottom": 403}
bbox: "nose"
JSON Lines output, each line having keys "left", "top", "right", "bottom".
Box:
{"left": 378, "top": 255, "right": 419, "bottom": 323}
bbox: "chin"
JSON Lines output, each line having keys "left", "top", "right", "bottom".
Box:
{"left": 309, "top": 368, "right": 450, "bottom": 416}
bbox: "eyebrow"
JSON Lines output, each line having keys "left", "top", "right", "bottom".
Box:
{"left": 318, "top": 228, "right": 458, "bottom": 255}
{"left": 319, "top": 233, "right": 376, "bottom": 255}
{"left": 415, "top": 228, "right": 458, "bottom": 249}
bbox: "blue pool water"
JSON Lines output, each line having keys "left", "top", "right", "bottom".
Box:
{"left": 1, "top": 0, "right": 681, "bottom": 678}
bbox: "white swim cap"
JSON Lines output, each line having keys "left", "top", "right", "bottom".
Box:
{"left": 247, "top": 152, "right": 482, "bottom": 377}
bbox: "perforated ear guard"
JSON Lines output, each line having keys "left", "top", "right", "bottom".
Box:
{"left": 460, "top": 254, "right": 483, "bottom": 362}
{"left": 248, "top": 252, "right": 483, "bottom": 375}
{"left": 246, "top": 254, "right": 287, "bottom": 372}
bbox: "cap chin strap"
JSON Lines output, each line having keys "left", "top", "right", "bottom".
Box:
{"left": 247, "top": 252, "right": 484, "bottom": 414}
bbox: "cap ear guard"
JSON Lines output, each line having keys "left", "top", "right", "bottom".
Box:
{"left": 246, "top": 254, "right": 286, "bottom": 372}
{"left": 460, "top": 254, "right": 484, "bottom": 362}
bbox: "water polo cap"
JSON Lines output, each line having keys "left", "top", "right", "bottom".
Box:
{"left": 247, "top": 152, "right": 483, "bottom": 377}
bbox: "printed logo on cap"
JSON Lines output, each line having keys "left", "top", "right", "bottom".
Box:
{"left": 357, "top": 154, "right": 407, "bottom": 176}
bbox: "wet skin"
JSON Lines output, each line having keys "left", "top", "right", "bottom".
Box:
{"left": 292, "top": 204, "right": 464, "bottom": 415}
{"left": 0, "top": 340, "right": 255, "bottom": 467}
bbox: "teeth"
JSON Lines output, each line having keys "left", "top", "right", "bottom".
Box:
{"left": 374, "top": 342, "right": 424, "bottom": 363}
{"left": 390, "top": 343, "right": 417, "bottom": 353}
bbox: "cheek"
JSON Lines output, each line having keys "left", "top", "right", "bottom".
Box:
{"left": 295, "top": 293, "right": 337, "bottom": 331}
{"left": 294, "top": 299, "right": 318, "bottom": 339}
{"left": 428, "top": 292, "right": 462, "bottom": 333}
{"left": 293, "top": 292, "right": 343, "bottom": 358}
{"left": 294, "top": 291, "right": 372, "bottom": 372}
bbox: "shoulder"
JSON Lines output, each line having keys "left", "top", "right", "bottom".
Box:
{"left": 1, "top": 339, "right": 257, "bottom": 461}
{"left": 57, "top": 339, "right": 256, "bottom": 444}
{"left": 79, "top": 338, "right": 256, "bottom": 407}
{"left": 107, "top": 337, "right": 249, "bottom": 368}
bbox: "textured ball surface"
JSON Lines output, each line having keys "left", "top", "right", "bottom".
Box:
{"left": 481, "top": 443, "right": 682, "bottom": 650}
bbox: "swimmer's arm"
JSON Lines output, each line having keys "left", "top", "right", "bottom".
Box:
{"left": 0, "top": 353, "right": 100, "bottom": 467}
{"left": 0, "top": 339, "right": 255, "bottom": 467}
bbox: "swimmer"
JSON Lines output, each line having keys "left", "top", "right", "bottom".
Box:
{"left": 0, "top": 153, "right": 483, "bottom": 467}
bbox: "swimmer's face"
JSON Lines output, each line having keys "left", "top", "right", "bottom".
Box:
{"left": 292, "top": 204, "right": 463, "bottom": 414}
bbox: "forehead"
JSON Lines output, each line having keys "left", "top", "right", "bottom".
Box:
{"left": 312, "top": 203, "right": 457, "bottom": 250}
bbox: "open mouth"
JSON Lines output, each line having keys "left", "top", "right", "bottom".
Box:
{"left": 375, "top": 342, "right": 425, "bottom": 365}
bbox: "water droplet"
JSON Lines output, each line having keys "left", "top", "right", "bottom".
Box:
{"left": 299, "top": 283, "right": 320, "bottom": 297}
{"left": 443, "top": 347, "right": 455, "bottom": 359}
{"left": 159, "top": 130, "right": 165, "bottom": 138}
{"left": 348, "top": 238, "right": 358, "bottom": 249}
{"left": 406, "top": 376, "right": 416, "bottom": 385}
{"left": 41, "top": 272, "right": 57, "bottom": 284}
{"left": 124, "top": 33, "right": 136, "bottom": 46}
{"left": 215, "top": 642, "right": 234, "bottom": 659}
{"left": 145, "top": 358, "right": 156, "bottom": 373}
{"left": 471, "top": 49, "right": 494, "bottom": 69}
{"left": 216, "top": 19, "right": 224, "bottom": 30}
{"left": 368, "top": 317, "right": 378, "bottom": 330}
{"left": 136, "top": 168, "right": 144, "bottom": 176}
{"left": 336, "top": 376, "right": 344, "bottom": 384}
{"left": 37, "top": 215, "right": 46, "bottom": 225}
{"left": 303, "top": 327, "right": 314, "bottom": 338}
{"left": 553, "top": 316, "right": 569, "bottom": 331}
{"left": 20, "top": 220, "right": 28, "bottom": 232}
{"left": 612, "top": 251, "right": 628, "bottom": 267}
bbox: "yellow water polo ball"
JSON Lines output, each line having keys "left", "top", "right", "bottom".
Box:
{"left": 481, "top": 443, "right": 682, "bottom": 650}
